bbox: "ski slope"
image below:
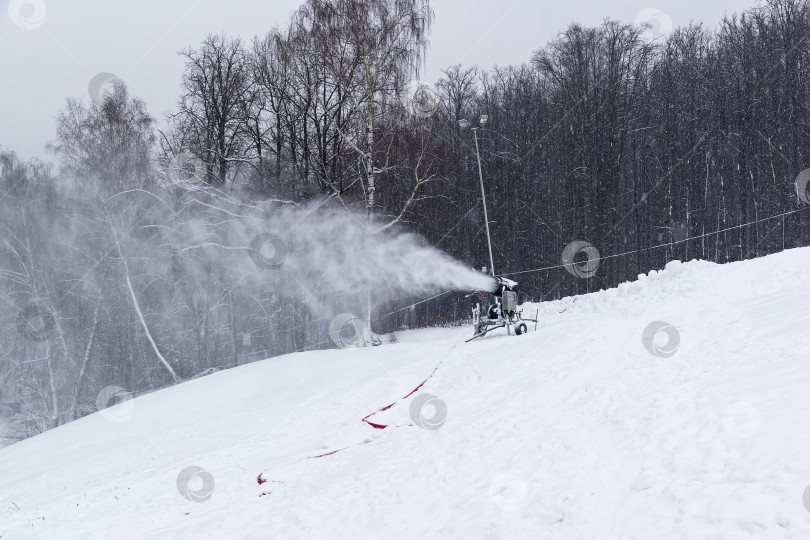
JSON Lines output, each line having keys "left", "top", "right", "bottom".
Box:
{"left": 3, "top": 248, "right": 810, "bottom": 539}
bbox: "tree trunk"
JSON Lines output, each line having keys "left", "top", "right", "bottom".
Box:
{"left": 70, "top": 294, "right": 102, "bottom": 420}
{"left": 45, "top": 339, "right": 59, "bottom": 429}
{"left": 113, "top": 229, "right": 180, "bottom": 383}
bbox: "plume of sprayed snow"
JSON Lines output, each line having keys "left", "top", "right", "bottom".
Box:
{"left": 191, "top": 200, "right": 496, "bottom": 304}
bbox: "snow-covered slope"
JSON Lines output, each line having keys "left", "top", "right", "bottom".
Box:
{"left": 3, "top": 249, "right": 810, "bottom": 539}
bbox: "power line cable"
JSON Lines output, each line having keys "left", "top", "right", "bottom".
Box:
{"left": 381, "top": 204, "right": 810, "bottom": 317}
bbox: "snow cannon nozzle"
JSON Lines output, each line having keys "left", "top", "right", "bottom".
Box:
{"left": 489, "top": 276, "right": 518, "bottom": 294}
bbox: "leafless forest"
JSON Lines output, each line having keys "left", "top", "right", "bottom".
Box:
{"left": 2, "top": 0, "right": 810, "bottom": 444}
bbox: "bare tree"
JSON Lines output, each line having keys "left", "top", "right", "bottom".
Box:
{"left": 292, "top": 0, "right": 435, "bottom": 221}
{"left": 170, "top": 34, "right": 253, "bottom": 186}
{"left": 52, "top": 82, "right": 155, "bottom": 195}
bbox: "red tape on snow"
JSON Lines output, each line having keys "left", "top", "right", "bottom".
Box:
{"left": 257, "top": 354, "right": 452, "bottom": 485}
{"left": 309, "top": 439, "right": 372, "bottom": 459}
{"left": 361, "top": 363, "right": 441, "bottom": 430}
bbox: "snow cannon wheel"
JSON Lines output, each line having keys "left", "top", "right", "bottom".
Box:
{"left": 515, "top": 322, "right": 528, "bottom": 335}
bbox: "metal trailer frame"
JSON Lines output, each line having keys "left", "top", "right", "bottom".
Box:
{"left": 468, "top": 289, "right": 539, "bottom": 342}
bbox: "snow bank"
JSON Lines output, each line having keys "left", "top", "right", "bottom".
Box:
{"left": 2, "top": 249, "right": 810, "bottom": 539}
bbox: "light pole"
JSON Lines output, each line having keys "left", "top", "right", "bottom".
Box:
{"left": 459, "top": 115, "right": 495, "bottom": 277}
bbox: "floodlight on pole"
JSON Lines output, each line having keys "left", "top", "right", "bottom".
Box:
{"left": 458, "top": 114, "right": 495, "bottom": 277}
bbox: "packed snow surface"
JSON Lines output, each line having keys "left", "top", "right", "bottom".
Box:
{"left": 3, "top": 248, "right": 810, "bottom": 539}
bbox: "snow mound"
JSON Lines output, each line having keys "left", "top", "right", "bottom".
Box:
{"left": 2, "top": 249, "right": 810, "bottom": 539}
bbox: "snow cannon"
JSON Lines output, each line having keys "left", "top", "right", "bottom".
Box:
{"left": 468, "top": 276, "right": 538, "bottom": 342}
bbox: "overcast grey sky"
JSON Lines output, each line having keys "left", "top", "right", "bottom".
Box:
{"left": 1, "top": 0, "right": 758, "bottom": 161}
